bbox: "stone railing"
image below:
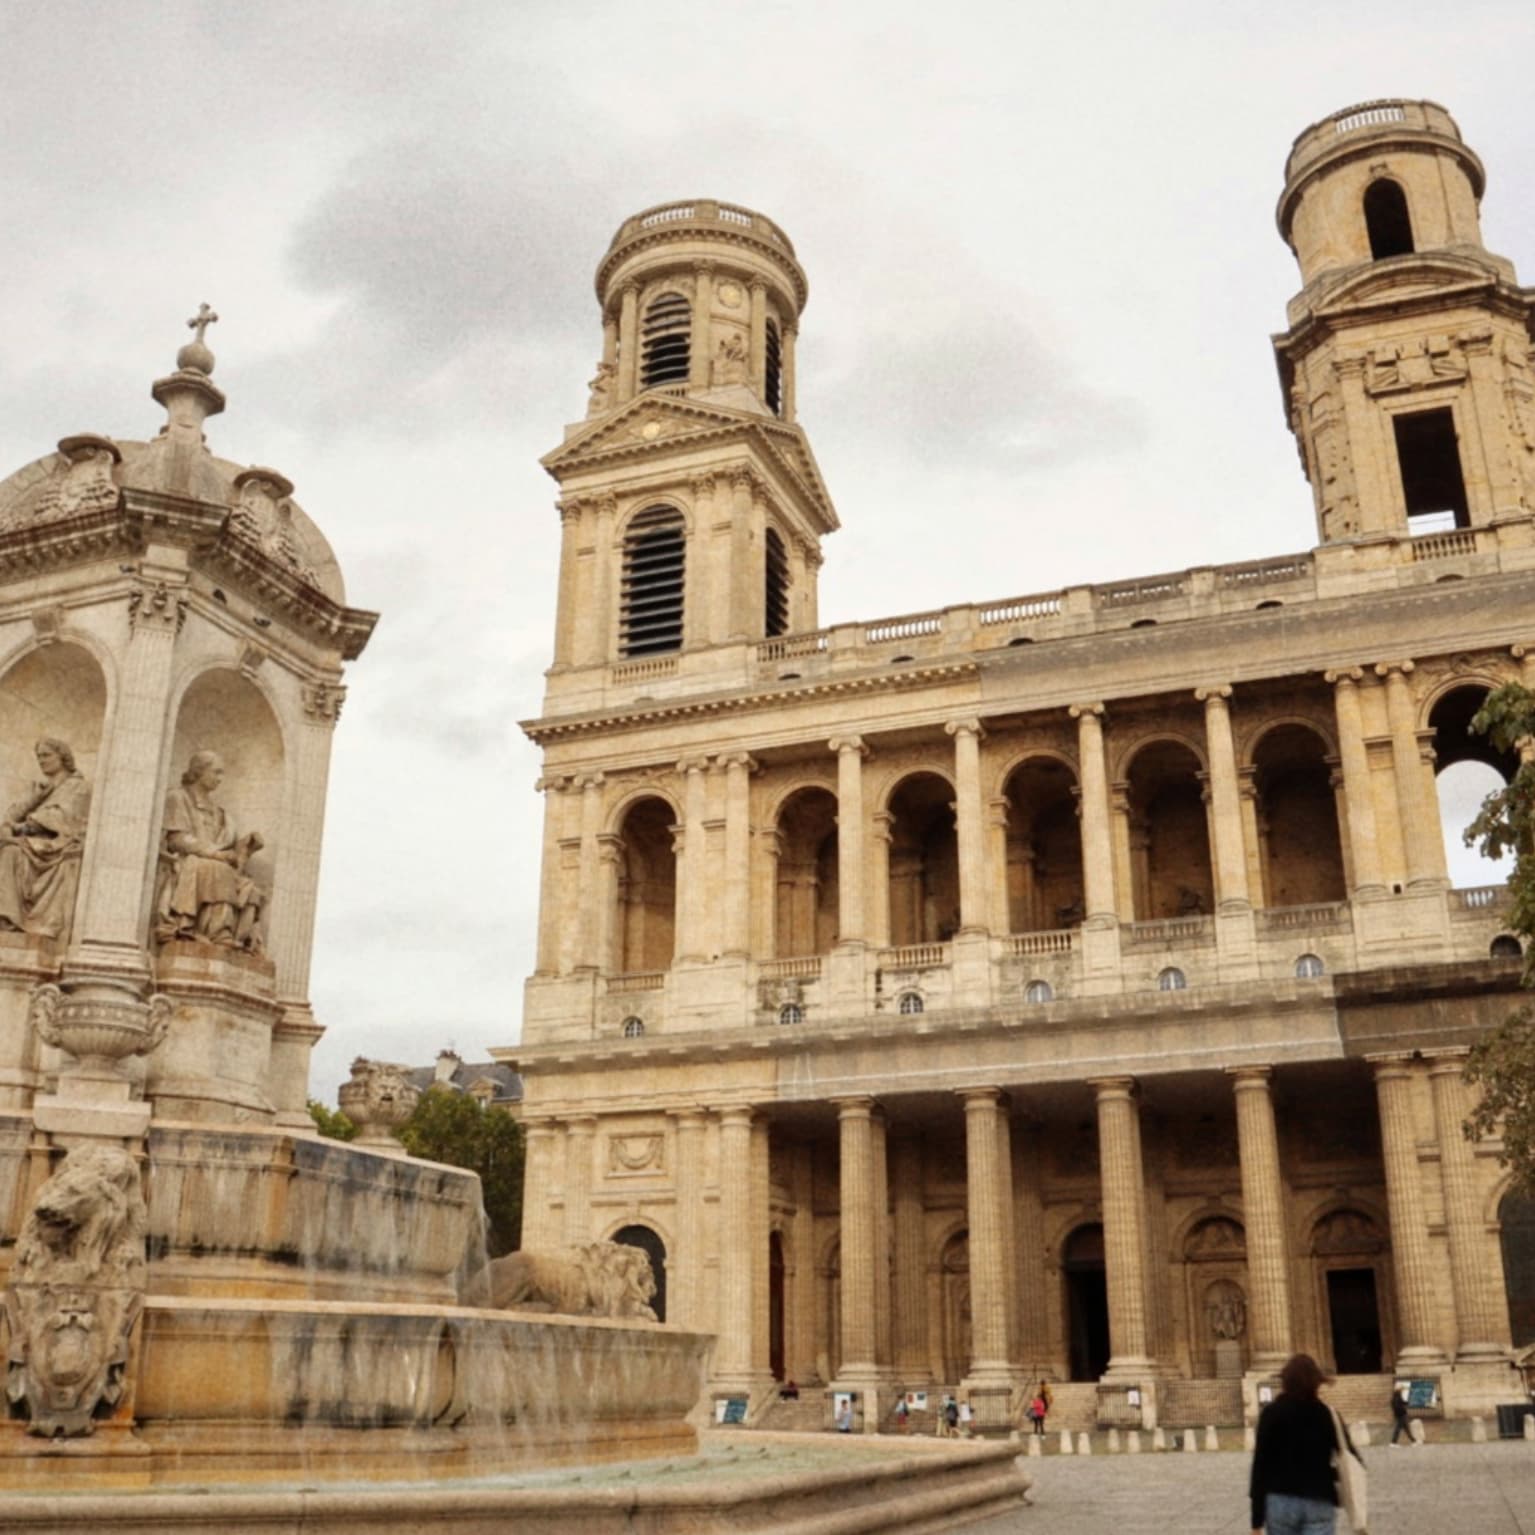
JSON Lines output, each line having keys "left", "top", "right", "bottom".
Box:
{"left": 877, "top": 943, "right": 949, "bottom": 971}
{"left": 1122, "top": 916, "right": 1215, "bottom": 949}
{"left": 1334, "top": 103, "right": 1406, "bottom": 135}
{"left": 864, "top": 611, "right": 943, "bottom": 645}
{"left": 611, "top": 200, "right": 794, "bottom": 251}
{"left": 612, "top": 655, "right": 679, "bottom": 683}
{"left": 1256, "top": 902, "right": 1351, "bottom": 933}
{"left": 759, "top": 956, "right": 823, "bottom": 980}
{"left": 1411, "top": 528, "right": 1479, "bottom": 562}
{"left": 607, "top": 971, "right": 665, "bottom": 994}
{"left": 1451, "top": 884, "right": 1508, "bottom": 914}
{"left": 1005, "top": 929, "right": 1076, "bottom": 958}
{"left": 977, "top": 592, "right": 1062, "bottom": 626}
{"left": 1098, "top": 574, "right": 1187, "bottom": 608}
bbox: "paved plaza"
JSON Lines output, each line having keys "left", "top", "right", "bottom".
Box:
{"left": 967, "top": 1441, "right": 1535, "bottom": 1534}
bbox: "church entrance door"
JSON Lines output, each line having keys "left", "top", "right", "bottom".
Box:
{"left": 769, "top": 1231, "right": 786, "bottom": 1380}
{"left": 1063, "top": 1223, "right": 1110, "bottom": 1381}
{"left": 1325, "top": 1267, "right": 1382, "bottom": 1373}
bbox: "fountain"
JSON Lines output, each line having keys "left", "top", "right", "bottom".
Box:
{"left": 0, "top": 319, "right": 1029, "bottom": 1530}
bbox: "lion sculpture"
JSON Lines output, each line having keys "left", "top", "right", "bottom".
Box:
{"left": 487, "top": 1241, "right": 658, "bottom": 1322}
{"left": 4, "top": 1143, "right": 147, "bottom": 1436}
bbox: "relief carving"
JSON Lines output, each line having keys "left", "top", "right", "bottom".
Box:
{"left": 607, "top": 1133, "right": 664, "bottom": 1174}
{"left": 1366, "top": 335, "right": 1466, "bottom": 394}
{"left": 1204, "top": 1277, "right": 1247, "bottom": 1340}
{"left": 153, "top": 751, "right": 267, "bottom": 951}
{"left": 127, "top": 580, "right": 188, "bottom": 634}
{"left": 486, "top": 1241, "right": 658, "bottom": 1321}
{"left": 229, "top": 469, "right": 319, "bottom": 586}
{"left": 0, "top": 739, "right": 90, "bottom": 944}
{"left": 4, "top": 1144, "right": 147, "bottom": 1437}
{"left": 29, "top": 436, "right": 122, "bottom": 525}
{"left": 301, "top": 683, "right": 346, "bottom": 724}
{"left": 337, "top": 1058, "right": 421, "bottom": 1147}
{"left": 585, "top": 360, "right": 615, "bottom": 416}
{"left": 712, "top": 332, "right": 749, "bottom": 385}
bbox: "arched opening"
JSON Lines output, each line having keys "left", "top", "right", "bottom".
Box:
{"left": 769, "top": 1230, "right": 787, "bottom": 1380}
{"left": 774, "top": 787, "right": 838, "bottom": 957}
{"left": 1499, "top": 1191, "right": 1535, "bottom": 1348}
{"left": 1125, "top": 741, "right": 1213, "bottom": 919}
{"left": 764, "top": 318, "right": 783, "bottom": 415}
{"left": 640, "top": 292, "right": 691, "bottom": 387}
{"left": 1182, "top": 1215, "right": 1247, "bottom": 1377}
{"left": 615, "top": 797, "right": 676, "bottom": 972}
{"left": 0, "top": 643, "right": 106, "bottom": 948}
{"left": 940, "top": 1230, "right": 971, "bottom": 1382}
{"left": 1431, "top": 685, "right": 1519, "bottom": 888}
{"left": 1492, "top": 935, "right": 1522, "bottom": 960}
{"left": 1311, "top": 1209, "right": 1386, "bottom": 1374}
{"left": 886, "top": 773, "right": 959, "bottom": 946}
{"left": 620, "top": 506, "right": 686, "bottom": 657}
{"left": 1364, "top": 178, "right": 1414, "bottom": 259}
{"left": 1003, "top": 757, "right": 1084, "bottom": 932}
{"left": 1252, "top": 723, "right": 1345, "bottom": 907}
{"left": 611, "top": 1223, "right": 667, "bottom": 1323}
{"left": 621, "top": 1016, "right": 645, "bottom": 1038}
{"left": 1062, "top": 1223, "right": 1109, "bottom": 1381}
{"left": 764, "top": 526, "right": 790, "bottom": 638}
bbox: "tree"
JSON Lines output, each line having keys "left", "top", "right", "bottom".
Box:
{"left": 396, "top": 1087, "right": 525, "bottom": 1256}
{"left": 307, "top": 1098, "right": 356, "bottom": 1140}
{"left": 1462, "top": 682, "right": 1535, "bottom": 1195}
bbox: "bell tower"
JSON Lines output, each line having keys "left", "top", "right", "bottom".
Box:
{"left": 1274, "top": 100, "right": 1535, "bottom": 543}
{"left": 540, "top": 201, "right": 837, "bottom": 703}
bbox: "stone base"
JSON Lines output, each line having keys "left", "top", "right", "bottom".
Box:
{"left": 1097, "top": 1380, "right": 1154, "bottom": 1429}
{"left": 1214, "top": 1340, "right": 1243, "bottom": 1379}
{"left": 1440, "top": 1357, "right": 1524, "bottom": 1418}
{"left": 32, "top": 1091, "right": 149, "bottom": 1139}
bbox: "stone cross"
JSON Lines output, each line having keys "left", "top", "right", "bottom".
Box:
{"left": 186, "top": 303, "right": 219, "bottom": 344}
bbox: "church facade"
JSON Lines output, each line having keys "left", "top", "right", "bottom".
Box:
{"left": 506, "top": 100, "right": 1535, "bottom": 1428}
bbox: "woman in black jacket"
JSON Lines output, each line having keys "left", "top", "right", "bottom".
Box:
{"left": 1249, "top": 1353, "right": 1361, "bottom": 1534}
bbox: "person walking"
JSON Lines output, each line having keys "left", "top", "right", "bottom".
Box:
{"left": 1028, "top": 1386, "right": 1049, "bottom": 1437}
{"left": 1249, "top": 1353, "right": 1364, "bottom": 1534}
{"left": 1389, "top": 1384, "right": 1412, "bottom": 1447}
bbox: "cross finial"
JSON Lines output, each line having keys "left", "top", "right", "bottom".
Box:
{"left": 186, "top": 303, "right": 219, "bottom": 345}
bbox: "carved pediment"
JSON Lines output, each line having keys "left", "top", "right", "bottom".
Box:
{"left": 1311, "top": 253, "right": 1502, "bottom": 320}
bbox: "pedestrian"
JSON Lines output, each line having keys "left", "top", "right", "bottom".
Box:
{"left": 1028, "top": 1387, "right": 1049, "bottom": 1437}
{"left": 942, "top": 1395, "right": 959, "bottom": 1437}
{"left": 1248, "top": 1353, "right": 1365, "bottom": 1535}
{"left": 894, "top": 1397, "right": 910, "bottom": 1432}
{"left": 1389, "top": 1382, "right": 1413, "bottom": 1447}
{"left": 958, "top": 1398, "right": 973, "bottom": 1437}
{"left": 836, "top": 1400, "right": 853, "bottom": 1434}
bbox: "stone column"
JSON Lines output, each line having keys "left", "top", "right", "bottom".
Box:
{"left": 946, "top": 719, "right": 989, "bottom": 935}
{"left": 551, "top": 501, "right": 581, "bottom": 670}
{"left": 616, "top": 282, "right": 639, "bottom": 402}
{"left": 1326, "top": 668, "right": 1385, "bottom": 895}
{"left": 1229, "top": 1067, "right": 1294, "bottom": 1370}
{"left": 1371, "top": 1058, "right": 1448, "bottom": 1366}
{"left": 1090, "top": 1077, "right": 1152, "bottom": 1376}
{"left": 533, "top": 776, "right": 570, "bottom": 975}
{"left": 715, "top": 1105, "right": 757, "bottom": 1386}
{"left": 562, "top": 1116, "right": 597, "bottom": 1247}
{"left": 834, "top": 1097, "right": 879, "bottom": 1378}
{"left": 1011, "top": 1122, "right": 1054, "bottom": 1372}
{"left": 1070, "top": 703, "right": 1117, "bottom": 925}
{"left": 573, "top": 772, "right": 605, "bottom": 971}
{"left": 1376, "top": 661, "right": 1445, "bottom": 889}
{"left": 519, "top": 1119, "right": 563, "bottom": 1252}
{"left": 959, "top": 1088, "right": 1014, "bottom": 1378}
{"left": 751, "top": 1117, "right": 772, "bottom": 1376}
{"left": 757, "top": 827, "right": 783, "bottom": 959}
{"left": 782, "top": 322, "right": 798, "bottom": 421}
{"left": 1426, "top": 1053, "right": 1508, "bottom": 1357}
{"left": 869, "top": 811, "right": 893, "bottom": 948}
{"left": 601, "top": 314, "right": 618, "bottom": 370}
{"left": 721, "top": 753, "right": 756, "bottom": 958}
{"left": 831, "top": 737, "right": 868, "bottom": 947}
{"left": 689, "top": 262, "right": 713, "bottom": 389}
{"left": 986, "top": 796, "right": 1012, "bottom": 934}
{"left": 749, "top": 281, "right": 768, "bottom": 396}
{"left": 670, "top": 1108, "right": 707, "bottom": 1329}
{"left": 1197, "top": 686, "right": 1250, "bottom": 911}
{"left": 593, "top": 833, "right": 623, "bottom": 974}
{"left": 890, "top": 1133, "right": 930, "bottom": 1379}
{"left": 675, "top": 757, "right": 710, "bottom": 962}
{"left": 588, "top": 494, "right": 617, "bottom": 666}
{"left": 871, "top": 1110, "right": 892, "bottom": 1367}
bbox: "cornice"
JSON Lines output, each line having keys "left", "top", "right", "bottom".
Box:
{"left": 521, "top": 660, "right": 979, "bottom": 744}
{"left": 597, "top": 224, "right": 807, "bottom": 309}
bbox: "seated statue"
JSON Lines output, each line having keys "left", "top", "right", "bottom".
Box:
{"left": 0, "top": 739, "right": 90, "bottom": 942}
{"left": 154, "top": 750, "right": 267, "bottom": 950}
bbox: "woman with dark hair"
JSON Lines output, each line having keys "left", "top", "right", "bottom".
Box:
{"left": 1249, "top": 1353, "right": 1363, "bottom": 1534}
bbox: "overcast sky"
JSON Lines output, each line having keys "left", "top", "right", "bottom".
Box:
{"left": 2, "top": 2, "right": 1530, "bottom": 1101}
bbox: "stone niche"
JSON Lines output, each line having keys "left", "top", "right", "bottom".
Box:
{"left": 148, "top": 666, "right": 284, "bottom": 1123}
{"left": 0, "top": 641, "right": 107, "bottom": 1108}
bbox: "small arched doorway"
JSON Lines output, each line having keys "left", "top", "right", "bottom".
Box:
{"left": 611, "top": 1223, "right": 667, "bottom": 1323}
{"left": 1063, "top": 1222, "right": 1110, "bottom": 1381}
{"left": 1500, "top": 1191, "right": 1535, "bottom": 1349}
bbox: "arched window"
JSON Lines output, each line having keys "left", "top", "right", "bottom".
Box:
{"left": 764, "top": 318, "right": 783, "bottom": 414}
{"left": 1364, "top": 178, "right": 1414, "bottom": 259}
{"left": 640, "top": 292, "right": 691, "bottom": 387}
{"left": 764, "top": 527, "right": 790, "bottom": 638}
{"left": 777, "top": 1003, "right": 803, "bottom": 1025}
{"left": 1158, "top": 966, "right": 1187, "bottom": 992}
{"left": 1024, "top": 979, "right": 1053, "bottom": 1004}
{"left": 620, "top": 506, "right": 686, "bottom": 656}
{"left": 622, "top": 1016, "right": 645, "bottom": 1038}
{"left": 1492, "top": 935, "right": 1522, "bottom": 960}
{"left": 898, "top": 991, "right": 924, "bottom": 1015}
{"left": 1295, "top": 953, "right": 1325, "bottom": 979}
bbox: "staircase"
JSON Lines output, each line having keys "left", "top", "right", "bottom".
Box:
{"left": 1161, "top": 1378, "right": 1244, "bottom": 1427}
{"left": 1037, "top": 1383, "right": 1100, "bottom": 1431}
{"left": 755, "top": 1395, "right": 827, "bottom": 1432}
{"left": 1323, "top": 1373, "right": 1396, "bottom": 1427}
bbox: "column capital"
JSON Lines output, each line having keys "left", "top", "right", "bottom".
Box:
{"left": 1069, "top": 701, "right": 1105, "bottom": 721}
{"left": 667, "top": 1106, "right": 710, "bottom": 1129}
{"left": 566, "top": 1114, "right": 599, "bottom": 1134}
{"left": 829, "top": 735, "right": 869, "bottom": 758}
{"left": 1195, "top": 684, "right": 1233, "bottom": 705}
{"left": 717, "top": 1104, "right": 756, "bottom": 1130}
{"left": 1367, "top": 1052, "right": 1417, "bottom": 1080}
{"left": 957, "top": 1085, "right": 1007, "bottom": 1110}
{"left": 1423, "top": 1047, "right": 1472, "bottom": 1076}
{"left": 1087, "top": 1075, "right": 1137, "bottom": 1101}
{"left": 557, "top": 498, "right": 585, "bottom": 524}
{"left": 574, "top": 770, "right": 606, "bottom": 793}
{"left": 692, "top": 258, "right": 715, "bottom": 277}
{"left": 749, "top": 278, "right": 767, "bottom": 296}
{"left": 945, "top": 717, "right": 986, "bottom": 741}
{"left": 717, "top": 751, "right": 759, "bottom": 775}
{"left": 534, "top": 773, "right": 573, "bottom": 795}
{"left": 617, "top": 280, "right": 640, "bottom": 300}
{"left": 1227, "top": 1064, "right": 1274, "bottom": 1088}
{"left": 1374, "top": 658, "right": 1416, "bottom": 680}
{"left": 1324, "top": 665, "right": 1365, "bottom": 687}
{"left": 832, "top": 1095, "right": 878, "bottom": 1120}
{"left": 676, "top": 755, "right": 710, "bottom": 778}
{"left": 1512, "top": 643, "right": 1535, "bottom": 661}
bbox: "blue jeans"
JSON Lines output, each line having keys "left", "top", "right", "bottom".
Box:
{"left": 1265, "top": 1493, "right": 1336, "bottom": 1535}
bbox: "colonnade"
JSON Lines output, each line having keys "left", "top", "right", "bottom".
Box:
{"left": 521, "top": 1047, "right": 1511, "bottom": 1393}
{"left": 535, "top": 663, "right": 1458, "bottom": 976}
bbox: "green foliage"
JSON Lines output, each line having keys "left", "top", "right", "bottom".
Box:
{"left": 397, "top": 1087, "right": 525, "bottom": 1257}
{"left": 307, "top": 1098, "right": 356, "bottom": 1140}
{"left": 1463, "top": 682, "right": 1535, "bottom": 1196}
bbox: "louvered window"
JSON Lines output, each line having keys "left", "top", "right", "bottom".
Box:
{"left": 764, "top": 318, "right": 783, "bottom": 414}
{"left": 764, "top": 527, "right": 790, "bottom": 637}
{"left": 620, "top": 506, "right": 686, "bottom": 656}
{"left": 641, "top": 293, "right": 691, "bottom": 387}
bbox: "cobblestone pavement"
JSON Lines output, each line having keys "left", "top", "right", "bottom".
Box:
{"left": 964, "top": 1440, "right": 1535, "bottom": 1534}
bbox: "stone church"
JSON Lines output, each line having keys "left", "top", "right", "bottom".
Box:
{"left": 506, "top": 100, "right": 1535, "bottom": 1429}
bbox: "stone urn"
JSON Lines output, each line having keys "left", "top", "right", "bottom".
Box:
{"left": 29, "top": 983, "right": 171, "bottom": 1079}
{"left": 338, "top": 1057, "right": 420, "bottom": 1151}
